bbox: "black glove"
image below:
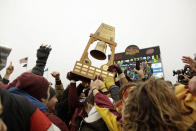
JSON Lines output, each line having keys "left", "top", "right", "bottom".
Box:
{"left": 32, "top": 45, "right": 51, "bottom": 76}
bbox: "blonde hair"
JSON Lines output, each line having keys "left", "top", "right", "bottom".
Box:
{"left": 123, "top": 78, "right": 187, "bottom": 131}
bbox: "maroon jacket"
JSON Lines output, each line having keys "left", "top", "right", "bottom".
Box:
{"left": 42, "top": 111, "right": 69, "bottom": 131}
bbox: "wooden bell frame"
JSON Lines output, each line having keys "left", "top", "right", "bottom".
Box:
{"left": 72, "top": 33, "right": 117, "bottom": 80}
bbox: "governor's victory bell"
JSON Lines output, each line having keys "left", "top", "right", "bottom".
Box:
{"left": 72, "top": 23, "right": 117, "bottom": 80}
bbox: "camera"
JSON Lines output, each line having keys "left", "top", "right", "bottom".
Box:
{"left": 173, "top": 65, "right": 195, "bottom": 85}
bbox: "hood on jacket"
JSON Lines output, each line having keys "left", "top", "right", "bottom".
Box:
{"left": 10, "top": 72, "right": 49, "bottom": 101}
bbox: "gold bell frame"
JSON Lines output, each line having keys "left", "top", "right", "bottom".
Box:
{"left": 72, "top": 23, "right": 117, "bottom": 80}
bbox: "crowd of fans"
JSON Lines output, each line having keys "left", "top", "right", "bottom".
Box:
{"left": 0, "top": 45, "right": 196, "bottom": 131}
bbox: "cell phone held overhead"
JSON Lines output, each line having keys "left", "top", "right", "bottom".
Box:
{"left": 136, "top": 61, "right": 140, "bottom": 70}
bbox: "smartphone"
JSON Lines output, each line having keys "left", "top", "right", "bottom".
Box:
{"left": 136, "top": 61, "right": 140, "bottom": 70}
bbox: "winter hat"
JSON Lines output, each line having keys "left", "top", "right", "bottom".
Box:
{"left": 14, "top": 72, "right": 49, "bottom": 101}
{"left": 49, "top": 87, "right": 56, "bottom": 100}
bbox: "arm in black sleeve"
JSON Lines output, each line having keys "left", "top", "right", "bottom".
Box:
{"left": 76, "top": 83, "right": 86, "bottom": 97}
{"left": 55, "top": 82, "right": 79, "bottom": 126}
{"left": 55, "top": 87, "right": 69, "bottom": 124}
{"left": 32, "top": 46, "right": 51, "bottom": 76}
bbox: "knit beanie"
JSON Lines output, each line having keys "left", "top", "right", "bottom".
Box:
{"left": 15, "top": 72, "right": 49, "bottom": 101}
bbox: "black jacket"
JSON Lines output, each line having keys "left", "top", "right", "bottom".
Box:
{"left": 0, "top": 88, "right": 36, "bottom": 131}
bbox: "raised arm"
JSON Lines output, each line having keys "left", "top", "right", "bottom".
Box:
{"left": 32, "top": 45, "right": 51, "bottom": 76}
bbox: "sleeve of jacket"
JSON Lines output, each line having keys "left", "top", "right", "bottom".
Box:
{"left": 175, "top": 84, "right": 196, "bottom": 112}
{"left": 55, "top": 82, "right": 79, "bottom": 126}
{"left": 68, "top": 83, "right": 79, "bottom": 116}
{"left": 175, "top": 84, "right": 196, "bottom": 127}
{"left": 32, "top": 46, "right": 51, "bottom": 76}
{"left": 55, "top": 87, "right": 69, "bottom": 125}
{"left": 30, "top": 108, "right": 52, "bottom": 131}
{"left": 76, "top": 83, "right": 86, "bottom": 97}
{"left": 94, "top": 92, "right": 122, "bottom": 131}
{"left": 42, "top": 111, "right": 69, "bottom": 131}
{"left": 55, "top": 79, "right": 64, "bottom": 101}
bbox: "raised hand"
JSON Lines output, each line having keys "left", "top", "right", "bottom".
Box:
{"left": 32, "top": 44, "right": 52, "bottom": 76}
{"left": 107, "top": 64, "right": 122, "bottom": 74}
{"left": 6, "top": 62, "right": 14, "bottom": 75}
{"left": 37, "top": 44, "right": 52, "bottom": 59}
{"left": 51, "top": 72, "right": 60, "bottom": 80}
{"left": 90, "top": 79, "right": 100, "bottom": 90}
{"left": 94, "top": 75, "right": 104, "bottom": 81}
{"left": 3, "top": 62, "right": 14, "bottom": 80}
{"left": 182, "top": 56, "right": 196, "bottom": 71}
{"left": 134, "top": 68, "right": 144, "bottom": 80}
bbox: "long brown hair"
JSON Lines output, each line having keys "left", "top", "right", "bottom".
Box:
{"left": 122, "top": 78, "right": 187, "bottom": 131}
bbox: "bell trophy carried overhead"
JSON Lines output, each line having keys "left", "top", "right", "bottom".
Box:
{"left": 72, "top": 23, "right": 117, "bottom": 80}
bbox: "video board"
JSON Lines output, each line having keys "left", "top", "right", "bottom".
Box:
{"left": 109, "top": 45, "right": 164, "bottom": 80}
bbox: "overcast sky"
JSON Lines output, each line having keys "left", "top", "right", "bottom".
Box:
{"left": 0, "top": 0, "right": 195, "bottom": 86}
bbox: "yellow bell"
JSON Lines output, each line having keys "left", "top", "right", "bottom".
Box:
{"left": 90, "top": 41, "right": 107, "bottom": 60}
